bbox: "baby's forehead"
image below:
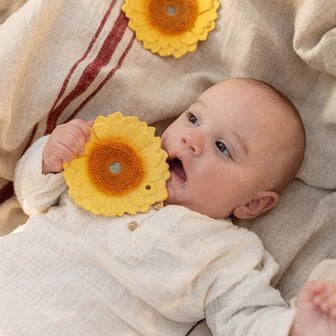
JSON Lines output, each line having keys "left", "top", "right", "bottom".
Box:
{"left": 214, "top": 79, "right": 285, "bottom": 107}
{"left": 199, "top": 79, "right": 298, "bottom": 133}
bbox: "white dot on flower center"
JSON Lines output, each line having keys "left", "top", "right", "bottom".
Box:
{"left": 109, "top": 162, "right": 122, "bottom": 174}
{"left": 166, "top": 5, "right": 176, "bottom": 16}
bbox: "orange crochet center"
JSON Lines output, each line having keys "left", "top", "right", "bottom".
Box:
{"left": 148, "top": 0, "right": 198, "bottom": 34}
{"left": 88, "top": 140, "right": 144, "bottom": 196}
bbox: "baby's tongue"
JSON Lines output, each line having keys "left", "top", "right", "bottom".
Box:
{"left": 170, "top": 158, "right": 186, "bottom": 183}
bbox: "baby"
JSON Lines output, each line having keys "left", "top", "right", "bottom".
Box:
{"left": 1, "top": 78, "right": 335, "bottom": 336}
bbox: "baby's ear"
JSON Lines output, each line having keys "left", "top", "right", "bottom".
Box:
{"left": 232, "top": 191, "right": 278, "bottom": 219}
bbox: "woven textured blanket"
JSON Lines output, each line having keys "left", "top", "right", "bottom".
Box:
{"left": 0, "top": 0, "right": 335, "bottom": 334}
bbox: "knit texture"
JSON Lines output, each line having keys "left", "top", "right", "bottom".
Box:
{"left": 0, "top": 136, "right": 295, "bottom": 335}
{"left": 0, "top": 0, "right": 335, "bottom": 334}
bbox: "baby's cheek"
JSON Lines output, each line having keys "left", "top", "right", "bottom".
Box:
{"left": 165, "top": 181, "right": 175, "bottom": 203}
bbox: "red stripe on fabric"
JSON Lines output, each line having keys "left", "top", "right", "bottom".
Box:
{"left": 65, "top": 35, "right": 135, "bottom": 123}
{"left": 48, "top": 0, "right": 117, "bottom": 115}
{"left": 45, "top": 10, "right": 129, "bottom": 135}
{"left": 0, "top": 123, "right": 39, "bottom": 205}
{"left": 0, "top": 182, "right": 14, "bottom": 204}
{"left": 23, "top": 123, "right": 39, "bottom": 153}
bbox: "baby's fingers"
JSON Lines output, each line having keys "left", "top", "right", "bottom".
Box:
{"left": 43, "top": 141, "right": 77, "bottom": 173}
{"left": 67, "top": 119, "right": 92, "bottom": 142}
{"left": 312, "top": 282, "right": 336, "bottom": 314}
{"left": 55, "top": 119, "right": 92, "bottom": 155}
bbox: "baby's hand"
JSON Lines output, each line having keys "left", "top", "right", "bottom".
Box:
{"left": 290, "top": 281, "right": 336, "bottom": 336}
{"left": 42, "top": 119, "right": 94, "bottom": 174}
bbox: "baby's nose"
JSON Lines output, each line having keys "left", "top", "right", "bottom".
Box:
{"left": 182, "top": 132, "right": 203, "bottom": 156}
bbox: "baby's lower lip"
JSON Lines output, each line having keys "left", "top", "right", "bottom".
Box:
{"left": 168, "top": 157, "right": 187, "bottom": 184}
{"left": 171, "top": 169, "right": 187, "bottom": 184}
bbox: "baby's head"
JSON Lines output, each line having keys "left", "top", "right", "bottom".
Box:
{"left": 161, "top": 77, "right": 305, "bottom": 219}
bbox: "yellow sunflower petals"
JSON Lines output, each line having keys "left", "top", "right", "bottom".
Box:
{"left": 126, "top": 11, "right": 145, "bottom": 26}
{"left": 140, "top": 140, "right": 161, "bottom": 155}
{"left": 128, "top": 20, "right": 138, "bottom": 32}
{"left": 156, "top": 34, "right": 169, "bottom": 49}
{"left": 157, "top": 188, "right": 168, "bottom": 200}
{"left": 161, "top": 149, "right": 168, "bottom": 160}
{"left": 122, "top": 0, "right": 220, "bottom": 57}
{"left": 195, "top": 12, "right": 215, "bottom": 29}
{"left": 158, "top": 45, "right": 175, "bottom": 57}
{"left": 147, "top": 125, "right": 156, "bottom": 137}
{"left": 68, "top": 156, "right": 86, "bottom": 172}
{"left": 116, "top": 196, "right": 137, "bottom": 216}
{"left": 143, "top": 27, "right": 160, "bottom": 43}
{"left": 63, "top": 112, "right": 170, "bottom": 217}
{"left": 168, "top": 37, "right": 181, "bottom": 50}
{"left": 124, "top": 115, "right": 139, "bottom": 126}
{"left": 91, "top": 191, "right": 107, "bottom": 210}
{"left": 102, "top": 197, "right": 119, "bottom": 216}
{"left": 136, "top": 121, "right": 153, "bottom": 135}
{"left": 63, "top": 162, "right": 76, "bottom": 181}
{"left": 85, "top": 138, "right": 100, "bottom": 155}
{"left": 130, "top": 1, "right": 146, "bottom": 13}
{"left": 213, "top": 0, "right": 220, "bottom": 10}
{"left": 109, "top": 111, "right": 124, "bottom": 122}
{"left": 146, "top": 40, "right": 161, "bottom": 53}
{"left": 136, "top": 24, "right": 150, "bottom": 42}
{"left": 132, "top": 132, "right": 153, "bottom": 149}
{"left": 121, "top": 195, "right": 139, "bottom": 215}
{"left": 109, "top": 121, "right": 126, "bottom": 138}
{"left": 173, "top": 46, "right": 189, "bottom": 58}
{"left": 125, "top": 124, "right": 137, "bottom": 138}
{"left": 127, "top": 190, "right": 145, "bottom": 205}
{"left": 138, "top": 204, "right": 151, "bottom": 213}
{"left": 66, "top": 165, "right": 87, "bottom": 187}
{"left": 144, "top": 186, "right": 168, "bottom": 203}
{"left": 162, "top": 170, "right": 171, "bottom": 180}
{"left": 195, "top": 29, "right": 209, "bottom": 41}
{"left": 190, "top": 25, "right": 201, "bottom": 35}
{"left": 207, "top": 20, "right": 216, "bottom": 32}
{"left": 143, "top": 153, "right": 162, "bottom": 166}
{"left": 180, "top": 31, "right": 198, "bottom": 45}
{"left": 81, "top": 197, "right": 99, "bottom": 215}
{"left": 93, "top": 123, "right": 114, "bottom": 140}
{"left": 67, "top": 184, "right": 81, "bottom": 199}
{"left": 145, "top": 170, "right": 165, "bottom": 182}
{"left": 198, "top": 1, "right": 212, "bottom": 13}
{"left": 79, "top": 182, "right": 96, "bottom": 199}
{"left": 95, "top": 115, "right": 108, "bottom": 124}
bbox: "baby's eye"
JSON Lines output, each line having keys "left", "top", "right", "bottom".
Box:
{"left": 216, "top": 141, "right": 230, "bottom": 157}
{"left": 187, "top": 112, "right": 198, "bottom": 125}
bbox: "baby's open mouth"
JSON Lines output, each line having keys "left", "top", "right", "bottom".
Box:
{"left": 168, "top": 157, "right": 187, "bottom": 183}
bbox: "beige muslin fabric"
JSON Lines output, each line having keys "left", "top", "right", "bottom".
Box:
{"left": 0, "top": 0, "right": 335, "bottom": 334}
{"left": 0, "top": 0, "right": 27, "bottom": 23}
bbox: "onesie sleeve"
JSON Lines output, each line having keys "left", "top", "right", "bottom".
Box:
{"left": 14, "top": 136, "right": 67, "bottom": 215}
{"left": 205, "top": 250, "right": 296, "bottom": 336}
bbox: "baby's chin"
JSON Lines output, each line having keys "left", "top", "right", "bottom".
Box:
{"left": 165, "top": 183, "right": 218, "bottom": 216}
{"left": 164, "top": 186, "right": 187, "bottom": 208}
{"left": 164, "top": 185, "right": 175, "bottom": 205}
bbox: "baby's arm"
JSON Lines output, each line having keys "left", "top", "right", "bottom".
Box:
{"left": 289, "top": 281, "right": 336, "bottom": 336}
{"left": 14, "top": 119, "right": 92, "bottom": 214}
{"left": 205, "top": 251, "right": 296, "bottom": 336}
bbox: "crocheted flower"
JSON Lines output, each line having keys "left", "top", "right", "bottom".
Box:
{"left": 63, "top": 112, "right": 170, "bottom": 217}
{"left": 122, "top": 0, "right": 220, "bottom": 58}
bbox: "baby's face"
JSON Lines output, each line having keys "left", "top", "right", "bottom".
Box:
{"left": 161, "top": 79, "right": 284, "bottom": 218}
